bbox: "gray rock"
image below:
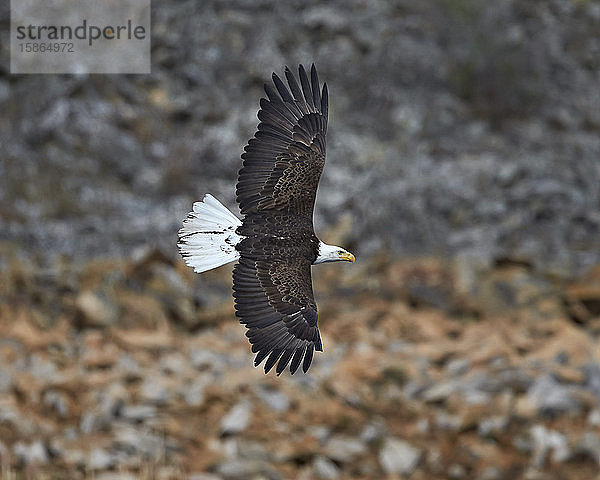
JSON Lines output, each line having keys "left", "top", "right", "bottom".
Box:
{"left": 308, "top": 425, "right": 332, "bottom": 443}
{"left": 530, "top": 425, "right": 570, "bottom": 467}
{"left": 378, "top": 437, "right": 422, "bottom": 475}
{"left": 587, "top": 409, "right": 600, "bottom": 427}
{"left": 183, "top": 376, "right": 209, "bottom": 407}
{"left": 160, "top": 352, "right": 187, "bottom": 375}
{"left": 512, "top": 434, "right": 534, "bottom": 454}
{"left": 445, "top": 358, "right": 471, "bottom": 376}
{"left": 80, "top": 410, "right": 110, "bottom": 434}
{"left": 462, "top": 389, "right": 491, "bottom": 405}
{"left": 403, "top": 380, "right": 427, "bottom": 399}
{"left": 574, "top": 432, "right": 600, "bottom": 464}
{"left": 117, "top": 354, "right": 142, "bottom": 381}
{"left": 254, "top": 385, "right": 290, "bottom": 412}
{"left": 583, "top": 363, "right": 600, "bottom": 396}
{"left": 313, "top": 455, "right": 340, "bottom": 480}
{"left": 360, "top": 420, "right": 387, "bottom": 443}
{"left": 526, "top": 374, "right": 580, "bottom": 415}
{"left": 422, "top": 380, "right": 456, "bottom": 402}
{"left": 234, "top": 439, "right": 271, "bottom": 461}
{"left": 323, "top": 436, "right": 367, "bottom": 463}
{"left": 488, "top": 368, "right": 533, "bottom": 393}
{"left": 220, "top": 401, "right": 252, "bottom": 435}
{"left": 0, "top": 369, "right": 12, "bottom": 393}
{"left": 113, "top": 423, "right": 166, "bottom": 457}
{"left": 30, "top": 353, "right": 58, "bottom": 383}
{"left": 448, "top": 464, "right": 466, "bottom": 479}
{"left": 435, "top": 412, "right": 463, "bottom": 431}
{"left": 0, "top": 440, "right": 9, "bottom": 459}
{"left": 120, "top": 404, "right": 157, "bottom": 422}
{"left": 478, "top": 416, "right": 508, "bottom": 438}
{"left": 13, "top": 440, "right": 48, "bottom": 465}
{"left": 190, "top": 349, "right": 224, "bottom": 371}
{"left": 215, "top": 459, "right": 281, "bottom": 480}
{"left": 0, "top": 401, "right": 32, "bottom": 436}
{"left": 88, "top": 447, "right": 115, "bottom": 470}
{"left": 43, "top": 389, "right": 69, "bottom": 418}
{"left": 416, "top": 418, "right": 430, "bottom": 434}
{"left": 139, "top": 377, "right": 171, "bottom": 405}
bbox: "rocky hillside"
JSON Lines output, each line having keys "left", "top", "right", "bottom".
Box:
{"left": 1, "top": 246, "right": 600, "bottom": 478}
{"left": 1, "top": 0, "right": 600, "bottom": 276}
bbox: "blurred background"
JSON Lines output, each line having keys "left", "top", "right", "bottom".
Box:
{"left": 1, "top": 0, "right": 600, "bottom": 478}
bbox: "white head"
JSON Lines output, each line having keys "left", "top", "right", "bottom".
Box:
{"left": 314, "top": 241, "right": 356, "bottom": 265}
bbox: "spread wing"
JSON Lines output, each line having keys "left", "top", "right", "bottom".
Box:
{"left": 233, "top": 65, "right": 329, "bottom": 374}
{"left": 233, "top": 225, "right": 323, "bottom": 375}
{"left": 236, "top": 64, "right": 328, "bottom": 216}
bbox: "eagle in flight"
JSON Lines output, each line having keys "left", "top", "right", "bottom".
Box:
{"left": 178, "top": 64, "right": 355, "bottom": 375}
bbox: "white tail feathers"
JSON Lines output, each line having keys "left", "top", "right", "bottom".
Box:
{"left": 178, "top": 194, "right": 243, "bottom": 273}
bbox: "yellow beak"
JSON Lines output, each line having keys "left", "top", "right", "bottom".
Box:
{"left": 340, "top": 252, "right": 356, "bottom": 263}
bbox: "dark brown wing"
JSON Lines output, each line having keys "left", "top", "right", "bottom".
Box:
{"left": 233, "top": 216, "right": 322, "bottom": 375}
{"left": 236, "top": 64, "right": 328, "bottom": 216}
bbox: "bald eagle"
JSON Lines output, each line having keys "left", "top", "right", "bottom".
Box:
{"left": 178, "top": 64, "right": 355, "bottom": 375}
